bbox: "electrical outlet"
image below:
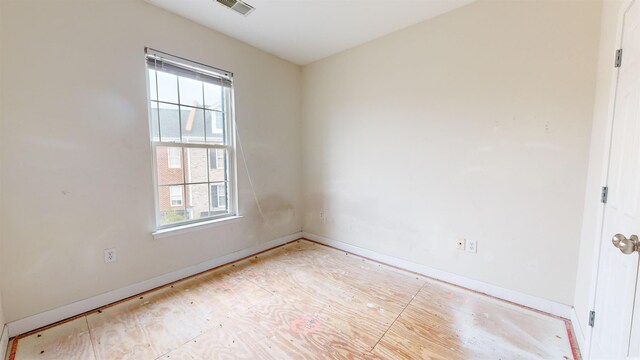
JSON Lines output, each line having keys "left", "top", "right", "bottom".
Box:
{"left": 456, "top": 238, "right": 466, "bottom": 250}
{"left": 104, "top": 248, "right": 117, "bottom": 263}
{"left": 466, "top": 239, "right": 477, "bottom": 253}
{"left": 320, "top": 211, "right": 326, "bottom": 224}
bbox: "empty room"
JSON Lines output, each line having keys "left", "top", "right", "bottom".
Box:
{"left": 0, "top": 0, "right": 639, "bottom": 358}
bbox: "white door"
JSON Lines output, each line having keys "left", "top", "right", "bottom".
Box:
{"left": 591, "top": 1, "right": 640, "bottom": 359}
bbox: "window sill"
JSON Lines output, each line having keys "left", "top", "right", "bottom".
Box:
{"left": 152, "top": 215, "right": 243, "bottom": 240}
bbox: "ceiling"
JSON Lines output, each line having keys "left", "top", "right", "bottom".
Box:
{"left": 146, "top": 0, "right": 474, "bottom": 65}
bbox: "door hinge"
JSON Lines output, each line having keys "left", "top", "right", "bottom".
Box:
{"left": 601, "top": 186, "right": 608, "bottom": 204}
{"left": 615, "top": 49, "right": 623, "bottom": 68}
{"left": 589, "top": 310, "right": 596, "bottom": 327}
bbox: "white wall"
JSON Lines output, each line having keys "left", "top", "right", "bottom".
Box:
{"left": 573, "top": 0, "right": 626, "bottom": 347}
{"left": 0, "top": 0, "right": 302, "bottom": 323}
{"left": 302, "top": 0, "right": 601, "bottom": 305}
{"left": 0, "top": 1, "right": 8, "bottom": 354}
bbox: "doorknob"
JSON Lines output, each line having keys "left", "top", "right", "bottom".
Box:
{"left": 612, "top": 234, "right": 640, "bottom": 254}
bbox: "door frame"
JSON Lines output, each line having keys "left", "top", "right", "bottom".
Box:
{"left": 583, "top": 1, "right": 635, "bottom": 358}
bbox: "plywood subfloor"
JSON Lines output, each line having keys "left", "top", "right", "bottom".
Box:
{"left": 9, "top": 239, "right": 577, "bottom": 359}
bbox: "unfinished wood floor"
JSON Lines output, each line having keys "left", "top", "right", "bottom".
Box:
{"left": 8, "top": 239, "right": 576, "bottom": 360}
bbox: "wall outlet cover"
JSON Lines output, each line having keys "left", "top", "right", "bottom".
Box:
{"left": 104, "top": 248, "right": 117, "bottom": 263}
{"left": 456, "top": 238, "right": 466, "bottom": 250}
{"left": 466, "top": 239, "right": 477, "bottom": 253}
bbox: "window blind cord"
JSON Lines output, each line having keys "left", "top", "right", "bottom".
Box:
{"left": 235, "top": 126, "right": 271, "bottom": 227}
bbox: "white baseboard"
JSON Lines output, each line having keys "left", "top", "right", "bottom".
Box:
{"left": 1, "top": 325, "right": 8, "bottom": 360}
{"left": 302, "top": 232, "right": 572, "bottom": 319}
{"left": 570, "top": 307, "right": 588, "bottom": 359}
{"left": 7, "top": 232, "right": 303, "bottom": 337}
{"left": 7, "top": 231, "right": 574, "bottom": 339}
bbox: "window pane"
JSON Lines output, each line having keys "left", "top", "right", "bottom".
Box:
{"left": 158, "top": 185, "right": 186, "bottom": 226}
{"left": 210, "top": 182, "right": 228, "bottom": 214}
{"left": 204, "top": 82, "right": 223, "bottom": 111}
{"left": 208, "top": 149, "right": 227, "bottom": 182}
{"left": 158, "top": 103, "right": 181, "bottom": 142}
{"left": 179, "top": 77, "right": 204, "bottom": 108}
{"left": 156, "top": 70, "right": 179, "bottom": 103}
{"left": 184, "top": 147, "right": 208, "bottom": 184}
{"left": 180, "top": 106, "right": 205, "bottom": 144}
{"left": 148, "top": 69, "right": 157, "bottom": 101}
{"left": 156, "top": 146, "right": 184, "bottom": 185}
{"left": 186, "top": 184, "right": 210, "bottom": 221}
{"left": 205, "top": 110, "right": 225, "bottom": 145}
{"left": 150, "top": 101, "right": 160, "bottom": 142}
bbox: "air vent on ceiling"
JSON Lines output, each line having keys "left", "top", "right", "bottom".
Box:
{"left": 216, "top": 0, "right": 254, "bottom": 16}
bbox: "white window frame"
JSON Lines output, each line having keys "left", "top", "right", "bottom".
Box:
{"left": 146, "top": 48, "right": 238, "bottom": 231}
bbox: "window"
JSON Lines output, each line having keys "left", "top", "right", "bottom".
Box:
{"left": 210, "top": 183, "right": 227, "bottom": 209}
{"left": 209, "top": 149, "right": 217, "bottom": 169}
{"left": 167, "top": 147, "right": 181, "bottom": 168}
{"left": 146, "top": 48, "right": 236, "bottom": 229}
{"left": 209, "top": 148, "right": 225, "bottom": 169}
{"left": 212, "top": 115, "right": 224, "bottom": 134}
{"left": 169, "top": 186, "right": 183, "bottom": 206}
